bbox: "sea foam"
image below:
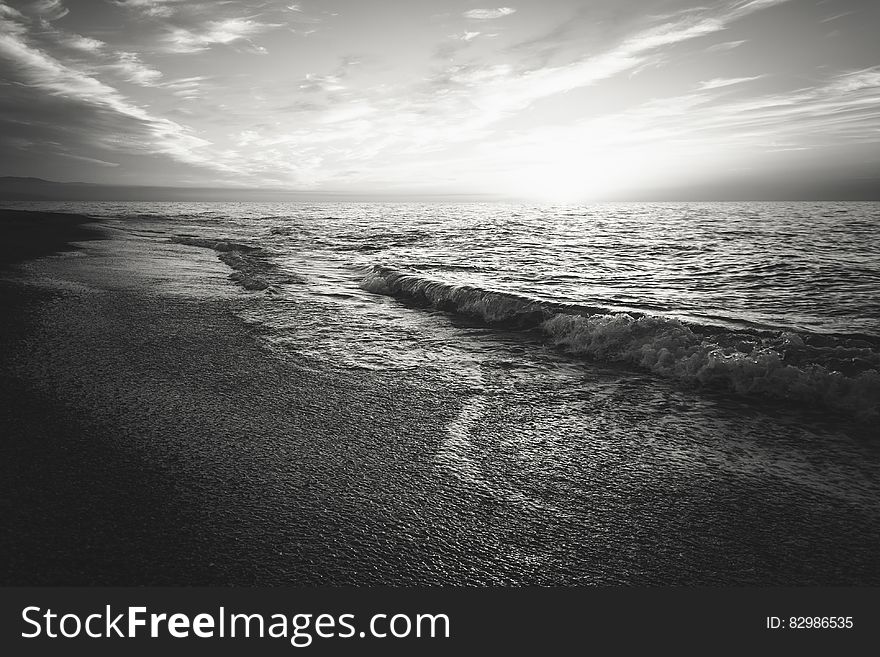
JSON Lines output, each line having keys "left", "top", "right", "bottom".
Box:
{"left": 361, "top": 265, "right": 880, "bottom": 420}
{"left": 171, "top": 236, "right": 289, "bottom": 291}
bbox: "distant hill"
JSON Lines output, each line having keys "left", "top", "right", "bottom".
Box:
{"left": 0, "top": 176, "right": 310, "bottom": 202}
{"left": 2, "top": 176, "right": 877, "bottom": 202}
{"left": 0, "top": 177, "right": 103, "bottom": 201}
{"left": 0, "top": 177, "right": 503, "bottom": 202}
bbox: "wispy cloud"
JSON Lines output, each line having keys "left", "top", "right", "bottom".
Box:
{"left": 819, "top": 11, "right": 855, "bottom": 24}
{"left": 171, "top": 0, "right": 805, "bottom": 190}
{"left": 529, "top": 66, "right": 880, "bottom": 162}
{"left": 2, "top": 0, "right": 876, "bottom": 195}
{"left": 56, "top": 151, "right": 121, "bottom": 167}
{"left": 111, "top": 0, "right": 187, "bottom": 19}
{"left": 698, "top": 75, "right": 764, "bottom": 91}
{"left": 159, "top": 75, "right": 207, "bottom": 100}
{"left": 31, "top": 0, "right": 68, "bottom": 22}
{"left": 61, "top": 33, "right": 105, "bottom": 53}
{"left": 1, "top": 9, "right": 164, "bottom": 87}
{"left": 0, "top": 12, "right": 226, "bottom": 173}
{"left": 446, "top": 60, "right": 880, "bottom": 198}
{"left": 705, "top": 39, "right": 748, "bottom": 52}
{"left": 420, "top": 1, "right": 793, "bottom": 129}
{"left": 0, "top": 3, "right": 23, "bottom": 20}
{"left": 453, "top": 31, "right": 481, "bottom": 42}
{"left": 109, "top": 51, "right": 162, "bottom": 85}
{"left": 827, "top": 66, "right": 880, "bottom": 93}
{"left": 297, "top": 56, "right": 361, "bottom": 93}
{"left": 163, "top": 17, "right": 275, "bottom": 53}
{"left": 463, "top": 7, "right": 516, "bottom": 20}
{"left": 299, "top": 72, "right": 346, "bottom": 93}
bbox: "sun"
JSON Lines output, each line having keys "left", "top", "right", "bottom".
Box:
{"left": 505, "top": 161, "right": 608, "bottom": 204}
{"left": 521, "top": 166, "right": 597, "bottom": 203}
{"left": 499, "top": 143, "right": 634, "bottom": 204}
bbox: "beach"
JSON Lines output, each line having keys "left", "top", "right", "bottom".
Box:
{"left": 1, "top": 207, "right": 879, "bottom": 586}
{"left": 0, "top": 210, "right": 469, "bottom": 585}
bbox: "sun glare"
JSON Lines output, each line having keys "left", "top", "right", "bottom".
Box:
{"left": 504, "top": 144, "right": 635, "bottom": 203}
{"left": 516, "top": 166, "right": 594, "bottom": 203}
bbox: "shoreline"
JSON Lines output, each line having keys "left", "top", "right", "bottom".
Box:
{"left": 0, "top": 210, "right": 468, "bottom": 585}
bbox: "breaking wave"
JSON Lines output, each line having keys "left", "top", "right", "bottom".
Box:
{"left": 361, "top": 265, "right": 880, "bottom": 420}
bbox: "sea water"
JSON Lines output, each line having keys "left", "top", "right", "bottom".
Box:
{"left": 17, "top": 200, "right": 878, "bottom": 417}
{"left": 6, "top": 200, "right": 879, "bottom": 584}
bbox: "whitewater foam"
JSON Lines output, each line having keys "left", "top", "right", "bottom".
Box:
{"left": 361, "top": 265, "right": 880, "bottom": 420}
{"left": 170, "top": 235, "right": 303, "bottom": 292}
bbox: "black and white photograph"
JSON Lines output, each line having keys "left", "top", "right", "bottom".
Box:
{"left": 1, "top": 0, "right": 879, "bottom": 647}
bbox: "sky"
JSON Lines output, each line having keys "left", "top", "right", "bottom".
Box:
{"left": 1, "top": 0, "right": 879, "bottom": 201}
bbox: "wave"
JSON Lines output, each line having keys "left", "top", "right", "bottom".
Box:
{"left": 171, "top": 236, "right": 261, "bottom": 253}
{"left": 170, "top": 236, "right": 299, "bottom": 291}
{"left": 361, "top": 265, "right": 880, "bottom": 420}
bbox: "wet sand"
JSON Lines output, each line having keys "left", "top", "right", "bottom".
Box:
{"left": 0, "top": 211, "right": 465, "bottom": 585}
{"left": 1, "top": 209, "right": 879, "bottom": 586}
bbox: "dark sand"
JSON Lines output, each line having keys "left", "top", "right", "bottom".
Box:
{"left": 0, "top": 210, "right": 105, "bottom": 265}
{"left": 0, "top": 212, "right": 453, "bottom": 584}
{"left": 2, "top": 209, "right": 879, "bottom": 586}
{"left": 0, "top": 210, "right": 493, "bottom": 585}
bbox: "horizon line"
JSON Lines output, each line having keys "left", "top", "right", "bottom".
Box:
{"left": 1, "top": 176, "right": 879, "bottom": 203}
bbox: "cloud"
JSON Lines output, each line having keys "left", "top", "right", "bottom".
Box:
{"left": 114, "top": 0, "right": 319, "bottom": 31}
{"left": 0, "top": 3, "right": 24, "bottom": 20}
{"left": 158, "top": 75, "right": 207, "bottom": 99}
{"left": 163, "top": 17, "right": 274, "bottom": 53}
{"left": 31, "top": 0, "right": 68, "bottom": 22}
{"left": 0, "top": 18, "right": 225, "bottom": 173}
{"left": 4, "top": 15, "right": 164, "bottom": 88}
{"left": 62, "top": 33, "right": 105, "bottom": 52}
{"left": 0, "top": 3, "right": 26, "bottom": 35}
{"left": 56, "top": 151, "right": 120, "bottom": 167}
{"left": 110, "top": 51, "right": 162, "bottom": 85}
{"left": 318, "top": 102, "right": 376, "bottom": 125}
{"left": 431, "top": 1, "right": 796, "bottom": 123}
{"left": 727, "top": 0, "right": 790, "bottom": 19}
{"left": 453, "top": 31, "right": 481, "bottom": 42}
{"left": 1, "top": 4, "right": 163, "bottom": 86}
{"left": 446, "top": 59, "right": 880, "bottom": 199}
{"left": 217, "top": 0, "right": 804, "bottom": 190}
{"left": 715, "top": 68, "right": 880, "bottom": 144}
{"left": 297, "top": 56, "right": 361, "bottom": 93}
{"left": 463, "top": 7, "right": 516, "bottom": 20}
{"left": 827, "top": 66, "right": 880, "bottom": 93}
{"left": 7, "top": 0, "right": 871, "bottom": 195}
{"left": 299, "top": 72, "right": 345, "bottom": 93}
{"left": 567, "top": 65, "right": 880, "bottom": 156}
{"left": 705, "top": 39, "right": 747, "bottom": 52}
{"left": 819, "top": 11, "right": 855, "bottom": 24}
{"left": 111, "top": 0, "right": 187, "bottom": 19}
{"left": 698, "top": 75, "right": 764, "bottom": 91}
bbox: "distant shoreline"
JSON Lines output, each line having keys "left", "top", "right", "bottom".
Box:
{"left": 3, "top": 177, "right": 880, "bottom": 203}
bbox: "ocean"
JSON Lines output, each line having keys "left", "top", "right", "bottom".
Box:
{"left": 4, "top": 199, "right": 879, "bottom": 584}
{"left": 16, "top": 200, "right": 879, "bottom": 412}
